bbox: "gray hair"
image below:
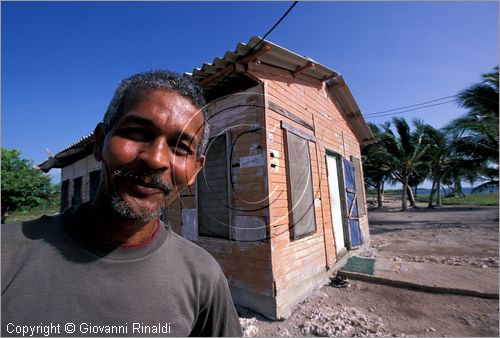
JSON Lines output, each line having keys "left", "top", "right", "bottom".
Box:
{"left": 103, "top": 70, "right": 210, "bottom": 157}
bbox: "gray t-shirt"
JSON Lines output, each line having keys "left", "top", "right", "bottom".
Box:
{"left": 1, "top": 206, "right": 242, "bottom": 337}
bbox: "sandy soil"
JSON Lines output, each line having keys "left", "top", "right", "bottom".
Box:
{"left": 238, "top": 197, "right": 499, "bottom": 337}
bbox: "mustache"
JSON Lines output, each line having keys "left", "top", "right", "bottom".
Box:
{"left": 111, "top": 167, "right": 173, "bottom": 194}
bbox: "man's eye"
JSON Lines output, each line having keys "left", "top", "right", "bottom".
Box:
{"left": 171, "top": 144, "right": 193, "bottom": 156}
{"left": 119, "top": 128, "right": 151, "bottom": 141}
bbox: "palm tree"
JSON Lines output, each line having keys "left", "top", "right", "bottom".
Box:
{"left": 446, "top": 66, "right": 499, "bottom": 191}
{"left": 379, "top": 118, "right": 430, "bottom": 210}
{"left": 362, "top": 123, "right": 392, "bottom": 208}
{"left": 409, "top": 119, "right": 433, "bottom": 205}
{"left": 419, "top": 124, "right": 460, "bottom": 207}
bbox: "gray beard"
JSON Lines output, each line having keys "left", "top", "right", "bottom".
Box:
{"left": 109, "top": 187, "right": 168, "bottom": 222}
{"left": 98, "top": 164, "right": 171, "bottom": 222}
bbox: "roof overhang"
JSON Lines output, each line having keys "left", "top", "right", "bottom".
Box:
{"left": 40, "top": 37, "right": 375, "bottom": 171}
{"left": 326, "top": 75, "right": 375, "bottom": 145}
{"left": 191, "top": 36, "right": 341, "bottom": 86}
{"left": 38, "top": 134, "right": 94, "bottom": 172}
{"left": 192, "top": 36, "right": 375, "bottom": 145}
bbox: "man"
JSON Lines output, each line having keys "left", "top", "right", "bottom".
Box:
{"left": 2, "top": 70, "right": 243, "bottom": 337}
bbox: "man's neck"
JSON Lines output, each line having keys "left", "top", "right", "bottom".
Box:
{"left": 74, "top": 200, "right": 160, "bottom": 248}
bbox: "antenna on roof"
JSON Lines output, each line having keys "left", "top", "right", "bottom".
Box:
{"left": 44, "top": 148, "right": 55, "bottom": 158}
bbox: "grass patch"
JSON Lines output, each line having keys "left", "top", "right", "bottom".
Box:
{"left": 417, "top": 193, "right": 499, "bottom": 206}
{"left": 384, "top": 190, "right": 402, "bottom": 196}
{"left": 4, "top": 199, "right": 60, "bottom": 224}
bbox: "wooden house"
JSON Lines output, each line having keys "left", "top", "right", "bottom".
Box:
{"left": 40, "top": 37, "right": 375, "bottom": 319}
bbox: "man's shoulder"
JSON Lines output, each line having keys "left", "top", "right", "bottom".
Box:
{"left": 168, "top": 230, "right": 219, "bottom": 265}
{"left": 166, "top": 230, "right": 223, "bottom": 278}
{"left": 1, "top": 214, "right": 65, "bottom": 290}
{"left": 2, "top": 213, "right": 61, "bottom": 243}
{"left": 2, "top": 213, "right": 67, "bottom": 259}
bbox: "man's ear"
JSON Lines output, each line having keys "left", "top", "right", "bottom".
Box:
{"left": 93, "top": 123, "right": 106, "bottom": 162}
{"left": 187, "top": 155, "right": 205, "bottom": 187}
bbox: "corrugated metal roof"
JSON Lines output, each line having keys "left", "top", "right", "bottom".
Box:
{"left": 58, "top": 133, "right": 93, "bottom": 153}
{"left": 191, "top": 36, "right": 338, "bottom": 86}
{"left": 191, "top": 36, "right": 374, "bottom": 145}
{"left": 40, "top": 36, "right": 374, "bottom": 171}
{"left": 38, "top": 132, "right": 94, "bottom": 172}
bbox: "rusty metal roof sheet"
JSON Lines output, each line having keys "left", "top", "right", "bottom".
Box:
{"left": 38, "top": 133, "right": 94, "bottom": 172}
{"left": 40, "top": 37, "right": 374, "bottom": 171}
{"left": 191, "top": 36, "right": 338, "bottom": 86}
{"left": 191, "top": 36, "right": 374, "bottom": 145}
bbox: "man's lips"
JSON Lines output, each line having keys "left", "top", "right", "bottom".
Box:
{"left": 111, "top": 168, "right": 172, "bottom": 197}
{"left": 125, "top": 181, "right": 165, "bottom": 196}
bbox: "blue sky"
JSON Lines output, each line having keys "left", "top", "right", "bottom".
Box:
{"left": 2, "top": 1, "right": 498, "bottom": 184}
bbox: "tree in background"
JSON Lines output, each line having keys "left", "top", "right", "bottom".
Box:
{"left": 362, "top": 123, "right": 393, "bottom": 208}
{"left": 1, "top": 147, "right": 54, "bottom": 223}
{"left": 378, "top": 118, "right": 430, "bottom": 210}
{"left": 361, "top": 68, "right": 498, "bottom": 209}
{"left": 408, "top": 119, "right": 432, "bottom": 202}
{"left": 446, "top": 66, "right": 499, "bottom": 192}
{"left": 419, "top": 124, "right": 464, "bottom": 207}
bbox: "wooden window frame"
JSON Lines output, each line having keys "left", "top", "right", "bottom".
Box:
{"left": 88, "top": 170, "right": 101, "bottom": 201}
{"left": 197, "top": 132, "right": 233, "bottom": 240}
{"left": 60, "top": 179, "right": 70, "bottom": 212}
{"left": 283, "top": 126, "right": 317, "bottom": 240}
{"left": 71, "top": 176, "right": 83, "bottom": 207}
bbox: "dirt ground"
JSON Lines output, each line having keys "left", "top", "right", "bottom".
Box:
{"left": 238, "top": 197, "right": 499, "bottom": 337}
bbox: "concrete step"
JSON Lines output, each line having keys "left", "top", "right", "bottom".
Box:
{"left": 338, "top": 256, "right": 499, "bottom": 299}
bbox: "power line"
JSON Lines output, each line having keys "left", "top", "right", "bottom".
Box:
{"left": 251, "top": 1, "right": 299, "bottom": 53}
{"left": 214, "top": 1, "right": 299, "bottom": 88}
{"left": 364, "top": 94, "right": 458, "bottom": 117}
{"left": 365, "top": 98, "right": 460, "bottom": 119}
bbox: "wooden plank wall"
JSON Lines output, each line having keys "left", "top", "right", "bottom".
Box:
{"left": 247, "top": 63, "right": 370, "bottom": 293}
{"left": 197, "top": 134, "right": 230, "bottom": 237}
{"left": 61, "top": 155, "right": 101, "bottom": 205}
{"left": 168, "top": 84, "right": 274, "bottom": 297}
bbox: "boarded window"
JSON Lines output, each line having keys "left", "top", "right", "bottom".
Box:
{"left": 89, "top": 170, "right": 101, "bottom": 200}
{"left": 72, "top": 177, "right": 82, "bottom": 207}
{"left": 198, "top": 134, "right": 230, "bottom": 239}
{"left": 285, "top": 130, "right": 316, "bottom": 239}
{"left": 61, "top": 180, "right": 70, "bottom": 212}
{"left": 350, "top": 156, "right": 366, "bottom": 216}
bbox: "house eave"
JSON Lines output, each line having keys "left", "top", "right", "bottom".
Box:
{"left": 38, "top": 134, "right": 95, "bottom": 172}
{"left": 40, "top": 37, "right": 375, "bottom": 171}
{"left": 326, "top": 76, "right": 375, "bottom": 146}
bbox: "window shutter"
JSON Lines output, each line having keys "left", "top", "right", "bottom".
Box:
{"left": 350, "top": 156, "right": 366, "bottom": 216}
{"left": 61, "top": 180, "right": 69, "bottom": 212}
{"left": 285, "top": 130, "right": 316, "bottom": 239}
{"left": 72, "top": 177, "right": 82, "bottom": 207}
{"left": 89, "top": 170, "right": 101, "bottom": 200}
{"left": 198, "top": 134, "right": 230, "bottom": 239}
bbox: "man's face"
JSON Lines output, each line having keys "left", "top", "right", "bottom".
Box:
{"left": 94, "top": 89, "right": 205, "bottom": 221}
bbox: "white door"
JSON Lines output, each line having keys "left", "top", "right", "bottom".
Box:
{"left": 326, "top": 154, "right": 346, "bottom": 254}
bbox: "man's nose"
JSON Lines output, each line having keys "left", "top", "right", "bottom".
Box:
{"left": 138, "top": 138, "right": 170, "bottom": 171}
